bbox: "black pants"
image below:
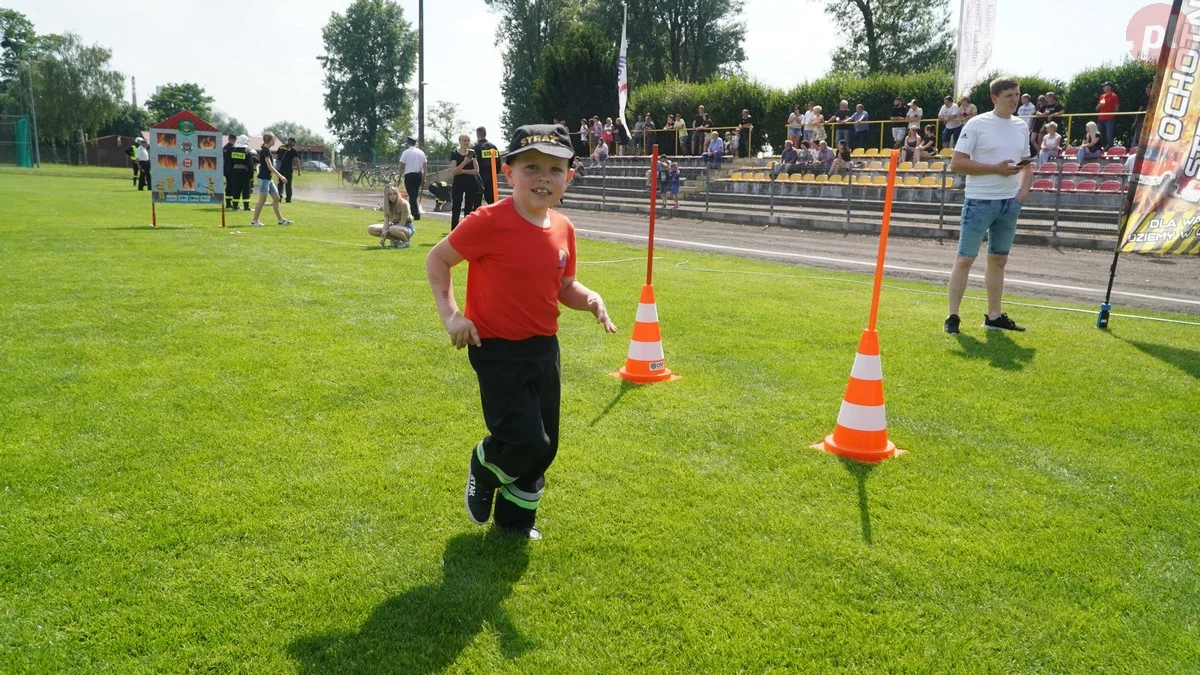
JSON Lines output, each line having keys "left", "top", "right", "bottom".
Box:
{"left": 277, "top": 170, "right": 294, "bottom": 202}
{"left": 738, "top": 128, "right": 750, "bottom": 157}
{"left": 404, "top": 173, "right": 422, "bottom": 220}
{"left": 131, "top": 160, "right": 139, "bottom": 185}
{"left": 468, "top": 336, "right": 561, "bottom": 529}
{"left": 137, "top": 161, "right": 151, "bottom": 190}
{"left": 451, "top": 177, "right": 479, "bottom": 230}
{"left": 228, "top": 172, "right": 252, "bottom": 204}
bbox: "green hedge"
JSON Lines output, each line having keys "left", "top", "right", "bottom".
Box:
{"left": 628, "top": 61, "right": 1156, "bottom": 154}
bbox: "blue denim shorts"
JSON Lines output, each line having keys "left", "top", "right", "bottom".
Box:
{"left": 258, "top": 178, "right": 278, "bottom": 195}
{"left": 958, "top": 197, "right": 1022, "bottom": 257}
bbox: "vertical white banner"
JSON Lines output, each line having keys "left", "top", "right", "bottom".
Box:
{"left": 617, "top": 4, "right": 629, "bottom": 130}
{"left": 954, "top": 0, "right": 996, "bottom": 100}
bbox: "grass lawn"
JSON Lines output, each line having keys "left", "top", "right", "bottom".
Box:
{"left": 1, "top": 167, "right": 1198, "bottom": 672}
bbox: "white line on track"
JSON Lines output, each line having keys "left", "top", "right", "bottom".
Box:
{"left": 575, "top": 228, "right": 1200, "bottom": 308}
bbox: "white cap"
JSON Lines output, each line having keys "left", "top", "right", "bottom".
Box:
{"left": 235, "top": 134, "right": 249, "bottom": 148}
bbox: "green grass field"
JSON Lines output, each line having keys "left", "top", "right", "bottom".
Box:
{"left": 2, "top": 167, "right": 1198, "bottom": 672}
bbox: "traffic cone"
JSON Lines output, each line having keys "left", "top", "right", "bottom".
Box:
{"left": 617, "top": 284, "right": 676, "bottom": 383}
{"left": 815, "top": 329, "right": 900, "bottom": 463}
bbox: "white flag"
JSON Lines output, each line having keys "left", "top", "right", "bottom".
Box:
{"left": 954, "top": 0, "right": 996, "bottom": 100}
{"left": 617, "top": 4, "right": 629, "bottom": 130}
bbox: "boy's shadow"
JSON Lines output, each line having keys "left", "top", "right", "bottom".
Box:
{"left": 288, "top": 531, "right": 533, "bottom": 674}
{"left": 952, "top": 330, "right": 1036, "bottom": 371}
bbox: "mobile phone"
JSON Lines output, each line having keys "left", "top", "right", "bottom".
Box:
{"left": 1015, "top": 158, "right": 1033, "bottom": 167}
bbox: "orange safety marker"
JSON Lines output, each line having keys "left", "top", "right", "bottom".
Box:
{"left": 616, "top": 144, "right": 678, "bottom": 384}
{"left": 490, "top": 154, "right": 499, "bottom": 203}
{"left": 814, "top": 149, "right": 904, "bottom": 463}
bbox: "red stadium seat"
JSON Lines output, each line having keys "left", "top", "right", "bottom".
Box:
{"left": 1102, "top": 163, "right": 1125, "bottom": 175}
{"left": 1061, "top": 162, "right": 1080, "bottom": 174}
{"left": 1098, "top": 180, "right": 1123, "bottom": 193}
{"left": 1037, "top": 162, "right": 1059, "bottom": 175}
{"left": 1031, "top": 179, "right": 1055, "bottom": 191}
{"left": 1074, "top": 179, "right": 1099, "bottom": 192}
{"left": 1079, "top": 162, "right": 1102, "bottom": 174}
{"left": 1059, "top": 179, "right": 1076, "bottom": 192}
{"left": 1105, "top": 147, "right": 1127, "bottom": 158}
{"left": 1062, "top": 147, "right": 1080, "bottom": 159}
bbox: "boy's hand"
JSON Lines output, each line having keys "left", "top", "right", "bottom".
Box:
{"left": 445, "top": 312, "right": 481, "bottom": 349}
{"left": 589, "top": 296, "right": 618, "bottom": 333}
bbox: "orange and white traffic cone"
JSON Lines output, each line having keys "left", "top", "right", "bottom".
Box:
{"left": 816, "top": 329, "right": 900, "bottom": 463}
{"left": 617, "top": 284, "right": 676, "bottom": 383}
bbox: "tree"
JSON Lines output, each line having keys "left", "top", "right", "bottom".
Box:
{"left": 0, "top": 8, "right": 35, "bottom": 88}
{"left": 532, "top": 24, "right": 616, "bottom": 126}
{"left": 262, "top": 120, "right": 326, "bottom": 146}
{"left": 484, "top": 0, "right": 580, "bottom": 132}
{"left": 426, "top": 99, "right": 465, "bottom": 161}
{"left": 30, "top": 33, "right": 123, "bottom": 142}
{"left": 821, "top": 0, "right": 955, "bottom": 76}
{"left": 209, "top": 110, "right": 247, "bottom": 136}
{"left": 145, "top": 82, "right": 213, "bottom": 123}
{"left": 319, "top": 0, "right": 417, "bottom": 161}
{"left": 98, "top": 102, "right": 151, "bottom": 138}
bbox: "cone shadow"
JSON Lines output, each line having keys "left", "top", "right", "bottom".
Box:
{"left": 590, "top": 379, "right": 638, "bottom": 426}
{"left": 288, "top": 530, "right": 533, "bottom": 673}
{"left": 951, "top": 330, "right": 1036, "bottom": 371}
{"left": 838, "top": 457, "right": 876, "bottom": 545}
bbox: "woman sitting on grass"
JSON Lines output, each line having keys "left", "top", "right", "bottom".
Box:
{"left": 367, "top": 184, "right": 415, "bottom": 249}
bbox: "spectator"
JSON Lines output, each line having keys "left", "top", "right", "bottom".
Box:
{"left": 794, "top": 140, "right": 815, "bottom": 171}
{"left": 958, "top": 96, "right": 978, "bottom": 125}
{"left": 613, "top": 118, "right": 630, "bottom": 156}
{"left": 448, "top": 132, "right": 481, "bottom": 230}
{"left": 901, "top": 127, "right": 923, "bottom": 162}
{"left": 1096, "top": 81, "right": 1120, "bottom": 147}
{"left": 1016, "top": 93, "right": 1037, "bottom": 121}
{"left": 778, "top": 139, "right": 799, "bottom": 169}
{"left": 830, "top": 139, "right": 853, "bottom": 175}
{"left": 1040, "top": 93, "right": 1064, "bottom": 138}
{"left": 938, "top": 95, "right": 963, "bottom": 149}
{"left": 802, "top": 101, "right": 817, "bottom": 143}
{"left": 724, "top": 131, "right": 736, "bottom": 156}
{"left": 811, "top": 105, "right": 827, "bottom": 143}
{"left": 920, "top": 124, "right": 937, "bottom": 158}
{"left": 831, "top": 100, "right": 853, "bottom": 148}
{"left": 674, "top": 113, "right": 687, "bottom": 155}
{"left": 642, "top": 113, "right": 657, "bottom": 151}
{"left": 703, "top": 130, "right": 725, "bottom": 167}
{"left": 632, "top": 115, "right": 645, "bottom": 154}
{"left": 692, "top": 105, "right": 709, "bottom": 156}
{"left": 787, "top": 105, "right": 803, "bottom": 149}
{"left": 815, "top": 141, "right": 835, "bottom": 173}
{"left": 591, "top": 116, "right": 604, "bottom": 154}
{"left": 1038, "top": 121, "right": 1062, "bottom": 164}
{"left": 906, "top": 99, "right": 924, "bottom": 132}
{"left": 850, "top": 103, "right": 870, "bottom": 149}
{"left": 135, "top": 137, "right": 151, "bottom": 191}
{"left": 665, "top": 161, "right": 681, "bottom": 209}
{"left": 590, "top": 137, "right": 609, "bottom": 166}
{"left": 578, "top": 118, "right": 590, "bottom": 156}
{"left": 1078, "top": 121, "right": 1104, "bottom": 161}
{"left": 738, "top": 108, "right": 753, "bottom": 158}
{"left": 602, "top": 117, "right": 614, "bottom": 149}
{"left": 1028, "top": 94, "right": 1048, "bottom": 151}
{"left": 1132, "top": 83, "right": 1151, "bottom": 146}
{"left": 890, "top": 97, "right": 908, "bottom": 147}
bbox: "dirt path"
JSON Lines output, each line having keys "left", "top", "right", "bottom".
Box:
{"left": 296, "top": 186, "right": 1200, "bottom": 317}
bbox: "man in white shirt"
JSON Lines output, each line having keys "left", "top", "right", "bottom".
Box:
{"left": 906, "top": 100, "right": 924, "bottom": 130}
{"left": 944, "top": 76, "right": 1035, "bottom": 334}
{"left": 399, "top": 136, "right": 428, "bottom": 220}
{"left": 135, "top": 138, "right": 151, "bottom": 191}
{"left": 937, "top": 95, "right": 962, "bottom": 150}
{"left": 802, "top": 101, "right": 816, "bottom": 143}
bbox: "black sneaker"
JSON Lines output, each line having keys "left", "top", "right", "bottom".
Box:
{"left": 464, "top": 447, "right": 496, "bottom": 525}
{"left": 943, "top": 314, "right": 961, "bottom": 334}
{"left": 983, "top": 313, "right": 1026, "bottom": 331}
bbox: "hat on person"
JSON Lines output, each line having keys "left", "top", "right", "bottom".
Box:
{"left": 1101, "top": 80, "right": 1115, "bottom": 89}
{"left": 405, "top": 135, "right": 418, "bottom": 144}
{"left": 908, "top": 99, "right": 919, "bottom": 106}
{"left": 505, "top": 124, "right": 574, "bottom": 161}
{"left": 235, "top": 134, "right": 249, "bottom": 148}
{"left": 287, "top": 136, "right": 296, "bottom": 143}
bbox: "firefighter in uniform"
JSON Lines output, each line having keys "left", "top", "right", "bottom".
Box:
{"left": 470, "top": 126, "right": 500, "bottom": 210}
{"left": 127, "top": 139, "right": 139, "bottom": 187}
{"left": 275, "top": 136, "right": 301, "bottom": 203}
{"left": 222, "top": 134, "right": 237, "bottom": 209}
{"left": 228, "top": 135, "right": 255, "bottom": 211}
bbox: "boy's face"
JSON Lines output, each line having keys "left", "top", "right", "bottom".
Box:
{"left": 503, "top": 149, "right": 573, "bottom": 212}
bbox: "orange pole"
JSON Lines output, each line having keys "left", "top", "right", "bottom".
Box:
{"left": 868, "top": 149, "right": 900, "bottom": 332}
{"left": 647, "top": 144, "right": 659, "bottom": 285}
{"left": 490, "top": 154, "right": 499, "bottom": 203}
{"left": 220, "top": 197, "right": 226, "bottom": 228}
{"left": 151, "top": 198, "right": 157, "bottom": 228}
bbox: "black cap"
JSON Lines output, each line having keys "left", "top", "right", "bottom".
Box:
{"left": 287, "top": 136, "right": 296, "bottom": 143}
{"left": 506, "top": 124, "right": 574, "bottom": 161}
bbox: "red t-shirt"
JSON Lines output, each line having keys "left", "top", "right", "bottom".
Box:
{"left": 447, "top": 198, "right": 577, "bottom": 340}
{"left": 1098, "top": 92, "right": 1119, "bottom": 121}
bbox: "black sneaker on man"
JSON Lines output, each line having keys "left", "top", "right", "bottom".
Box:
{"left": 943, "top": 314, "right": 961, "bottom": 334}
{"left": 982, "top": 313, "right": 1026, "bottom": 331}
{"left": 464, "top": 447, "right": 497, "bottom": 525}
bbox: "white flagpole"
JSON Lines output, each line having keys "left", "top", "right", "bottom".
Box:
{"left": 618, "top": 3, "right": 629, "bottom": 131}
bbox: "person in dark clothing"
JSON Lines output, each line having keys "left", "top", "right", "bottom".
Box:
{"left": 127, "top": 140, "right": 139, "bottom": 186}
{"left": 449, "top": 133, "right": 482, "bottom": 230}
{"left": 471, "top": 126, "right": 500, "bottom": 209}
{"left": 227, "top": 135, "right": 255, "bottom": 211}
{"left": 135, "top": 138, "right": 151, "bottom": 191}
{"left": 222, "top": 133, "right": 237, "bottom": 209}
{"left": 275, "top": 137, "right": 301, "bottom": 202}
{"left": 738, "top": 109, "right": 753, "bottom": 158}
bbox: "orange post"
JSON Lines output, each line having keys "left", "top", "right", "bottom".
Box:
{"left": 814, "top": 149, "right": 902, "bottom": 463}
{"left": 220, "top": 198, "right": 226, "bottom": 228}
{"left": 151, "top": 198, "right": 157, "bottom": 228}
{"left": 646, "top": 144, "right": 658, "bottom": 284}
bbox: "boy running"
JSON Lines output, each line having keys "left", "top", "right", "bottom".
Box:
{"left": 425, "top": 124, "right": 618, "bottom": 540}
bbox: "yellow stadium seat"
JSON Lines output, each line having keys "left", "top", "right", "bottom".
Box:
{"left": 868, "top": 161, "right": 884, "bottom": 170}
{"left": 801, "top": 173, "right": 816, "bottom": 182}
{"left": 938, "top": 148, "right": 954, "bottom": 157}
{"left": 872, "top": 176, "right": 887, "bottom": 185}
{"left": 729, "top": 172, "right": 743, "bottom": 180}
{"left": 789, "top": 173, "right": 805, "bottom": 182}
{"left": 828, "top": 175, "right": 845, "bottom": 184}
{"left": 753, "top": 172, "right": 768, "bottom": 181}
{"left": 920, "top": 176, "right": 937, "bottom": 187}
{"left": 914, "top": 161, "right": 930, "bottom": 171}
{"left": 851, "top": 148, "right": 864, "bottom": 156}
{"left": 814, "top": 174, "right": 829, "bottom": 183}
{"left": 898, "top": 161, "right": 913, "bottom": 171}
{"left": 903, "top": 176, "right": 919, "bottom": 186}
{"left": 943, "top": 177, "right": 955, "bottom": 188}
{"left": 864, "top": 148, "right": 880, "bottom": 156}
{"left": 929, "top": 161, "right": 945, "bottom": 172}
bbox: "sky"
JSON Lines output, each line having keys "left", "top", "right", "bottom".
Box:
{"left": 8, "top": 0, "right": 1156, "bottom": 148}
